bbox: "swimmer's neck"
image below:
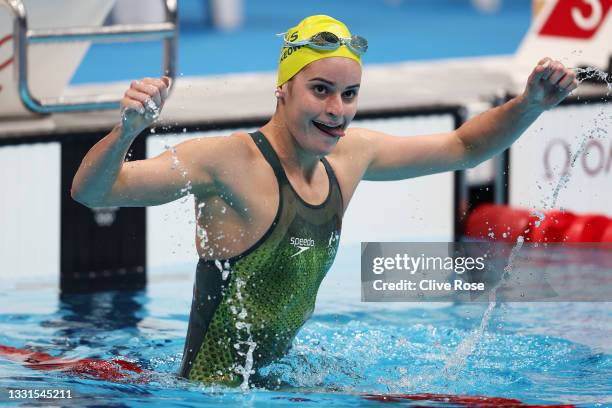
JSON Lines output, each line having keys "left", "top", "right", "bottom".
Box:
{"left": 260, "top": 115, "right": 322, "bottom": 179}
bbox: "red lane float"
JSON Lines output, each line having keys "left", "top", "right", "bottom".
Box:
{"left": 464, "top": 204, "right": 539, "bottom": 242}
{"left": 495, "top": 207, "right": 540, "bottom": 242}
{"left": 464, "top": 204, "right": 504, "bottom": 240}
{"left": 530, "top": 209, "right": 576, "bottom": 243}
{"left": 564, "top": 214, "right": 609, "bottom": 243}
{"left": 601, "top": 220, "right": 612, "bottom": 243}
{"left": 362, "top": 392, "right": 575, "bottom": 407}
{"left": 465, "top": 205, "right": 611, "bottom": 243}
{"left": 0, "top": 344, "right": 147, "bottom": 383}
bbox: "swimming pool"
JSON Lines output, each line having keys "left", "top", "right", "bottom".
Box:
{"left": 1, "top": 245, "right": 610, "bottom": 407}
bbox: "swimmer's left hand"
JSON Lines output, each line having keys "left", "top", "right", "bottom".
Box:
{"left": 522, "top": 58, "right": 578, "bottom": 111}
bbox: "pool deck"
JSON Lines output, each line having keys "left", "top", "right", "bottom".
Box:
{"left": 1, "top": 55, "right": 607, "bottom": 140}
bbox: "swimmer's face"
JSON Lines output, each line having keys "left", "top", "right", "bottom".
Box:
{"left": 283, "top": 57, "right": 361, "bottom": 155}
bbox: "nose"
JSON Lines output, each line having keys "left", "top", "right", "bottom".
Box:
{"left": 326, "top": 93, "right": 343, "bottom": 120}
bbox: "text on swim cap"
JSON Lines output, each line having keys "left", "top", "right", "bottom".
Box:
{"left": 280, "top": 45, "right": 305, "bottom": 63}
{"left": 279, "top": 31, "right": 303, "bottom": 63}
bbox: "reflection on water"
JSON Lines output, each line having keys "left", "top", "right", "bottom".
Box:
{"left": 38, "top": 291, "right": 146, "bottom": 355}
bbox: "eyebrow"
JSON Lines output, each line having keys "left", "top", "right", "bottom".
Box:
{"left": 308, "top": 77, "right": 360, "bottom": 89}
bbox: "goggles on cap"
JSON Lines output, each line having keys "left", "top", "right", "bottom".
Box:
{"left": 280, "top": 31, "right": 368, "bottom": 56}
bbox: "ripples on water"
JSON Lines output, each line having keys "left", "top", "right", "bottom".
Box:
{"left": 0, "top": 276, "right": 610, "bottom": 406}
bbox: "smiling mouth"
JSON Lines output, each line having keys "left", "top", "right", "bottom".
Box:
{"left": 312, "top": 121, "right": 345, "bottom": 137}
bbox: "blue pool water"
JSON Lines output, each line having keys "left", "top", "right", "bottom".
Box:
{"left": 1, "top": 253, "right": 610, "bottom": 407}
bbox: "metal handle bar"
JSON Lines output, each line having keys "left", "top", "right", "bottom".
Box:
{"left": 5, "top": 0, "right": 177, "bottom": 113}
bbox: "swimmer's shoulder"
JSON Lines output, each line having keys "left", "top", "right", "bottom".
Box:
{"left": 178, "top": 131, "right": 260, "bottom": 172}
{"left": 170, "top": 132, "right": 264, "bottom": 198}
{"left": 328, "top": 127, "right": 376, "bottom": 168}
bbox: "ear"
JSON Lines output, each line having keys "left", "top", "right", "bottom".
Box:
{"left": 275, "top": 88, "right": 285, "bottom": 98}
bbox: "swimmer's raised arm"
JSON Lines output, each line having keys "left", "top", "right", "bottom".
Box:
{"left": 71, "top": 77, "right": 221, "bottom": 208}
{"left": 357, "top": 58, "right": 577, "bottom": 181}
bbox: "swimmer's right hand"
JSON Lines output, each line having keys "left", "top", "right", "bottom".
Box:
{"left": 120, "top": 76, "right": 170, "bottom": 136}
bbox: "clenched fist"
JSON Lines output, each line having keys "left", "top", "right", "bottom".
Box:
{"left": 120, "top": 76, "right": 170, "bottom": 136}
{"left": 523, "top": 58, "right": 578, "bottom": 111}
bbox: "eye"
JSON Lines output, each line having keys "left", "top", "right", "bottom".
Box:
{"left": 312, "top": 84, "right": 328, "bottom": 95}
{"left": 343, "top": 89, "right": 358, "bottom": 99}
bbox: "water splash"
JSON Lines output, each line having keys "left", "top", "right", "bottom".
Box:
{"left": 158, "top": 139, "right": 193, "bottom": 203}
{"left": 532, "top": 210, "right": 545, "bottom": 228}
{"left": 214, "top": 259, "right": 231, "bottom": 281}
{"left": 572, "top": 66, "right": 612, "bottom": 94}
{"left": 144, "top": 98, "right": 160, "bottom": 121}
{"left": 443, "top": 302, "right": 495, "bottom": 380}
{"left": 228, "top": 277, "right": 257, "bottom": 391}
{"left": 196, "top": 202, "right": 209, "bottom": 251}
{"left": 444, "top": 65, "right": 610, "bottom": 376}
{"left": 533, "top": 65, "right": 609, "bottom": 215}
{"left": 444, "top": 236, "right": 524, "bottom": 378}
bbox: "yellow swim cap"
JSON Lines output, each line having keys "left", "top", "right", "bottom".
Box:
{"left": 277, "top": 15, "right": 362, "bottom": 87}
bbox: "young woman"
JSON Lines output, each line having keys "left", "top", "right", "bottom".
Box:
{"left": 71, "top": 15, "right": 577, "bottom": 387}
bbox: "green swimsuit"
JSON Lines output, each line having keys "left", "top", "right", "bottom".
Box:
{"left": 179, "top": 131, "right": 344, "bottom": 385}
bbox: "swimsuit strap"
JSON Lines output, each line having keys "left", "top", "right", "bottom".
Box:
{"left": 249, "top": 131, "right": 289, "bottom": 185}
{"left": 249, "top": 130, "right": 344, "bottom": 210}
{"left": 320, "top": 157, "right": 339, "bottom": 192}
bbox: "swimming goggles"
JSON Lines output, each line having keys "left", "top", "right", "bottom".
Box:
{"left": 280, "top": 31, "right": 368, "bottom": 56}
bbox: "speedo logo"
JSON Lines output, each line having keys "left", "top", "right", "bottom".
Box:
{"left": 289, "top": 236, "right": 315, "bottom": 257}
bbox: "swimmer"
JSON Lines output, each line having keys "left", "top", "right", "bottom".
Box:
{"left": 71, "top": 15, "right": 577, "bottom": 387}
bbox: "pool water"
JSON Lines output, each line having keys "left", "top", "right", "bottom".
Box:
{"left": 0, "top": 256, "right": 611, "bottom": 407}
